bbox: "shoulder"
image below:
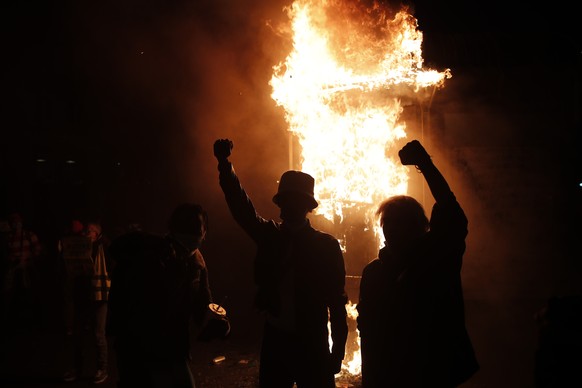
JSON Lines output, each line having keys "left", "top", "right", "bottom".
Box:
{"left": 430, "top": 199, "right": 467, "bottom": 224}
{"left": 308, "top": 228, "right": 341, "bottom": 247}
{"left": 360, "top": 259, "right": 386, "bottom": 287}
{"left": 307, "top": 224, "right": 337, "bottom": 241}
{"left": 362, "top": 258, "right": 382, "bottom": 273}
{"left": 306, "top": 228, "right": 344, "bottom": 260}
{"left": 190, "top": 249, "right": 207, "bottom": 270}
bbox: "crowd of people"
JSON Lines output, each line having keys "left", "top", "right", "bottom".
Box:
{"left": 0, "top": 214, "right": 114, "bottom": 384}
{"left": 1, "top": 139, "right": 484, "bottom": 387}
{"left": 1, "top": 207, "right": 230, "bottom": 387}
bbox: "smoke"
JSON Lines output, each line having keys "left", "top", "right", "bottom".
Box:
{"left": 28, "top": 0, "right": 575, "bottom": 278}
{"left": 6, "top": 0, "right": 577, "bottom": 270}
{"left": 27, "top": 0, "right": 296, "bottom": 229}
{"left": 4, "top": 2, "right": 579, "bottom": 385}
{"left": 70, "top": 0, "right": 305, "bottom": 335}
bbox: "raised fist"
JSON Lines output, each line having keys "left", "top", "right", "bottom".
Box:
{"left": 213, "top": 139, "right": 233, "bottom": 161}
{"left": 398, "top": 140, "right": 431, "bottom": 168}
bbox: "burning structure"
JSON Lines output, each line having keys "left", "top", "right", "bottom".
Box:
{"left": 268, "top": 0, "right": 450, "bottom": 381}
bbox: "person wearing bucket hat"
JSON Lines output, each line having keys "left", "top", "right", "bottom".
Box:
{"left": 214, "top": 138, "right": 348, "bottom": 388}
{"left": 272, "top": 170, "right": 319, "bottom": 211}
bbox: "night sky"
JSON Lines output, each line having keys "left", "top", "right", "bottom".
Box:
{"left": 2, "top": 0, "right": 580, "bottom": 242}
{"left": 3, "top": 0, "right": 578, "bottom": 220}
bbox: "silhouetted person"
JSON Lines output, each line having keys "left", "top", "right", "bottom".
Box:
{"left": 534, "top": 294, "right": 582, "bottom": 388}
{"left": 214, "top": 138, "right": 348, "bottom": 388}
{"left": 58, "top": 219, "right": 111, "bottom": 384}
{"left": 108, "top": 203, "right": 228, "bottom": 388}
{"left": 2, "top": 211, "right": 41, "bottom": 324}
{"left": 357, "top": 140, "right": 479, "bottom": 387}
{"left": 85, "top": 221, "right": 111, "bottom": 384}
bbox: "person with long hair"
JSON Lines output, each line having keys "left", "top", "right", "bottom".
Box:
{"left": 357, "top": 140, "right": 479, "bottom": 387}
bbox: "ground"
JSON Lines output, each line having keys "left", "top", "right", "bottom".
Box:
{"left": 0, "top": 290, "right": 363, "bottom": 388}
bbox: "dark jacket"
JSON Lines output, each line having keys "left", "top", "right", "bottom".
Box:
{"left": 357, "top": 196, "right": 478, "bottom": 387}
{"left": 108, "top": 232, "right": 211, "bottom": 361}
{"left": 218, "top": 161, "right": 348, "bottom": 361}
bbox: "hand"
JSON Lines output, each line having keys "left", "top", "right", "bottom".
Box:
{"left": 197, "top": 317, "right": 231, "bottom": 342}
{"left": 398, "top": 140, "right": 431, "bottom": 168}
{"left": 213, "top": 139, "right": 233, "bottom": 161}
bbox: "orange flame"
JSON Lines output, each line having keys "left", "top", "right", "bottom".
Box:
{"left": 270, "top": 0, "right": 450, "bottom": 378}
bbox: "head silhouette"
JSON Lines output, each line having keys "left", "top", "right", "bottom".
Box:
{"left": 85, "top": 222, "right": 102, "bottom": 243}
{"left": 272, "top": 171, "right": 318, "bottom": 224}
{"left": 377, "top": 195, "right": 429, "bottom": 254}
{"left": 70, "top": 220, "right": 84, "bottom": 235}
{"left": 168, "top": 203, "right": 208, "bottom": 252}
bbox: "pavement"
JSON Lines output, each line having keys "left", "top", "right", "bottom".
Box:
{"left": 0, "top": 287, "right": 265, "bottom": 388}
{"left": 0, "top": 291, "right": 364, "bottom": 388}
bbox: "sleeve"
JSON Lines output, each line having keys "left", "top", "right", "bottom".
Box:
{"left": 431, "top": 196, "right": 467, "bottom": 228}
{"left": 218, "top": 161, "right": 270, "bottom": 242}
{"left": 419, "top": 159, "right": 468, "bottom": 243}
{"left": 428, "top": 198, "right": 468, "bottom": 267}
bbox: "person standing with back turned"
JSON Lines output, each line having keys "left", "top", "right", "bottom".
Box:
{"left": 213, "top": 138, "right": 348, "bottom": 388}
{"left": 357, "top": 140, "right": 479, "bottom": 387}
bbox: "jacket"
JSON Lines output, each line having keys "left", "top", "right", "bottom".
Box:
{"left": 218, "top": 161, "right": 348, "bottom": 361}
{"left": 108, "top": 232, "right": 211, "bottom": 361}
{"left": 357, "top": 195, "right": 479, "bottom": 387}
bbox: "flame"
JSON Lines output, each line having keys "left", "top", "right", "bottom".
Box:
{"left": 270, "top": 0, "right": 450, "bottom": 380}
{"left": 270, "top": 0, "right": 450, "bottom": 245}
{"left": 328, "top": 300, "right": 361, "bottom": 378}
{"left": 342, "top": 301, "right": 361, "bottom": 376}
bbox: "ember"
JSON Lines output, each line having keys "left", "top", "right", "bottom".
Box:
{"left": 270, "top": 0, "right": 450, "bottom": 381}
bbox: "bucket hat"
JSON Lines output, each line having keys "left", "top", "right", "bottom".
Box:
{"left": 272, "top": 170, "right": 318, "bottom": 210}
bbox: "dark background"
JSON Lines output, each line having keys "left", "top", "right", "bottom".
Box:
{"left": 1, "top": 1, "right": 580, "bottom": 387}
{"left": 2, "top": 0, "right": 579, "bottom": 231}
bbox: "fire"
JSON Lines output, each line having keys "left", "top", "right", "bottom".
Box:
{"left": 327, "top": 300, "right": 361, "bottom": 379}
{"left": 341, "top": 301, "right": 361, "bottom": 376}
{"left": 270, "top": 0, "right": 450, "bottom": 380}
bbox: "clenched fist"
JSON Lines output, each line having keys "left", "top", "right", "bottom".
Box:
{"left": 398, "top": 140, "right": 431, "bottom": 168}
{"left": 213, "top": 139, "right": 233, "bottom": 161}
